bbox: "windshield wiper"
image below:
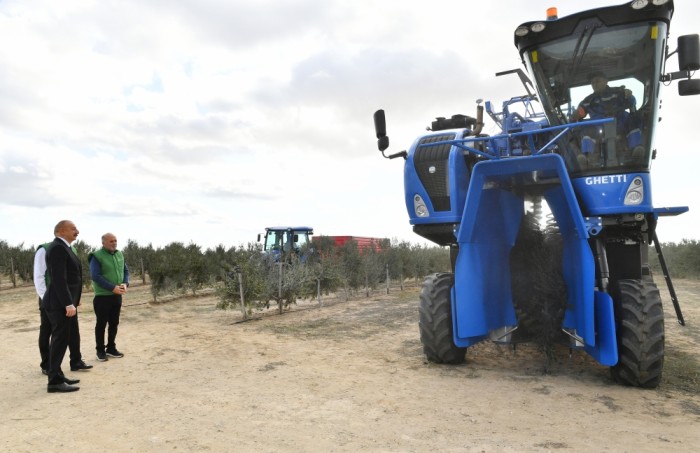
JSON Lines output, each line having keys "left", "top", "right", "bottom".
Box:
{"left": 559, "top": 24, "right": 599, "bottom": 122}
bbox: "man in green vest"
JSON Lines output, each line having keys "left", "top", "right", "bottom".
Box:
{"left": 88, "top": 232, "right": 129, "bottom": 362}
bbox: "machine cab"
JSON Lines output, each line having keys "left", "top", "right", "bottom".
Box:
{"left": 514, "top": 1, "right": 693, "bottom": 177}
{"left": 260, "top": 226, "right": 313, "bottom": 255}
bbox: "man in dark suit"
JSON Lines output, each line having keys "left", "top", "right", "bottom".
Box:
{"left": 34, "top": 243, "right": 93, "bottom": 375}
{"left": 42, "top": 220, "right": 83, "bottom": 393}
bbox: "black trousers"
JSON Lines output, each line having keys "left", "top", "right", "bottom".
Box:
{"left": 68, "top": 311, "right": 82, "bottom": 367}
{"left": 46, "top": 308, "right": 73, "bottom": 385}
{"left": 93, "top": 294, "right": 122, "bottom": 353}
{"left": 38, "top": 301, "right": 51, "bottom": 371}
{"left": 39, "top": 300, "right": 82, "bottom": 370}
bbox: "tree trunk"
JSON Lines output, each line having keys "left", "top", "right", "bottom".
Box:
{"left": 365, "top": 273, "right": 370, "bottom": 298}
{"left": 386, "top": 264, "right": 390, "bottom": 294}
{"left": 237, "top": 272, "right": 247, "bottom": 319}
{"left": 10, "top": 256, "right": 16, "bottom": 288}
{"left": 278, "top": 263, "right": 283, "bottom": 314}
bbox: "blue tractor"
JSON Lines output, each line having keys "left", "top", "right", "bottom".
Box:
{"left": 258, "top": 226, "right": 314, "bottom": 262}
{"left": 374, "top": 0, "right": 699, "bottom": 388}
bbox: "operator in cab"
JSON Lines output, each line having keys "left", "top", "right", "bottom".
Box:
{"left": 569, "top": 71, "right": 644, "bottom": 167}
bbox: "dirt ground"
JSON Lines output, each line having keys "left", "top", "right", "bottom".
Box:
{"left": 0, "top": 278, "right": 699, "bottom": 452}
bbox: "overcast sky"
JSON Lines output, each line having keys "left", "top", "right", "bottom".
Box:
{"left": 1, "top": 0, "right": 698, "bottom": 250}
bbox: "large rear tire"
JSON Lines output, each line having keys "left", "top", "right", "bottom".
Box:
{"left": 419, "top": 273, "right": 466, "bottom": 364}
{"left": 610, "top": 279, "right": 664, "bottom": 388}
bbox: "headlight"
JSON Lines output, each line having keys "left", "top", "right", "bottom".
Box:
{"left": 630, "top": 0, "right": 649, "bottom": 10}
{"left": 515, "top": 26, "right": 529, "bottom": 37}
{"left": 530, "top": 22, "right": 546, "bottom": 33}
{"left": 624, "top": 177, "right": 644, "bottom": 205}
{"left": 414, "top": 195, "right": 430, "bottom": 217}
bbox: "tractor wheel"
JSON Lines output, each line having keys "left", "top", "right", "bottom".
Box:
{"left": 418, "top": 273, "right": 466, "bottom": 364}
{"left": 610, "top": 279, "right": 665, "bottom": 388}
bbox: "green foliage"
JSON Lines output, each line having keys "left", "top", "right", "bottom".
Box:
{"left": 359, "top": 246, "right": 388, "bottom": 296}
{"left": 261, "top": 259, "right": 308, "bottom": 311}
{"left": 215, "top": 242, "right": 268, "bottom": 312}
{"left": 147, "top": 242, "right": 212, "bottom": 301}
{"left": 123, "top": 239, "right": 155, "bottom": 285}
{"left": 303, "top": 253, "right": 345, "bottom": 299}
{"left": 204, "top": 244, "right": 229, "bottom": 284}
{"left": 386, "top": 239, "right": 414, "bottom": 281}
{"left": 0, "top": 236, "right": 451, "bottom": 304}
{"left": 72, "top": 240, "right": 96, "bottom": 290}
{"left": 216, "top": 244, "right": 320, "bottom": 313}
{"left": 0, "top": 240, "right": 37, "bottom": 288}
{"left": 0, "top": 239, "right": 95, "bottom": 289}
{"left": 0, "top": 234, "right": 447, "bottom": 308}
{"left": 0, "top": 240, "right": 6, "bottom": 286}
{"left": 213, "top": 237, "right": 443, "bottom": 313}
{"left": 649, "top": 240, "right": 700, "bottom": 279}
{"left": 337, "top": 240, "right": 365, "bottom": 291}
{"left": 408, "top": 242, "right": 451, "bottom": 279}
{"left": 15, "top": 245, "right": 35, "bottom": 285}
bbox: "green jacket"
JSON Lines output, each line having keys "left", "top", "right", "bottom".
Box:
{"left": 89, "top": 248, "right": 127, "bottom": 296}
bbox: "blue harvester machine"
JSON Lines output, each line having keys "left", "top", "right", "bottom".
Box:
{"left": 374, "top": 0, "right": 699, "bottom": 388}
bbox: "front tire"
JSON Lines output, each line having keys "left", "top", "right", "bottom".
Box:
{"left": 610, "top": 279, "right": 665, "bottom": 388}
{"left": 419, "top": 273, "right": 466, "bottom": 364}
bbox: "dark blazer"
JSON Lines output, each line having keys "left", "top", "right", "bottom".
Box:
{"left": 41, "top": 238, "right": 82, "bottom": 311}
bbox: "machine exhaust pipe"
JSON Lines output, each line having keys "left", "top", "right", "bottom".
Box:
{"left": 472, "top": 100, "right": 485, "bottom": 136}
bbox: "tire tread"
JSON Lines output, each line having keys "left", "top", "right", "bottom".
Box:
{"left": 418, "top": 273, "right": 466, "bottom": 364}
{"left": 611, "top": 279, "right": 665, "bottom": 388}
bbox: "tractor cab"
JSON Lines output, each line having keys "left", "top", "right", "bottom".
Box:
{"left": 258, "top": 226, "right": 314, "bottom": 261}
{"left": 514, "top": 1, "right": 699, "bottom": 176}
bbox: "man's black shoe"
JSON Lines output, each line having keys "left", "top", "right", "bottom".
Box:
{"left": 63, "top": 377, "right": 80, "bottom": 385}
{"left": 41, "top": 369, "right": 48, "bottom": 376}
{"left": 106, "top": 349, "right": 124, "bottom": 358}
{"left": 96, "top": 352, "right": 108, "bottom": 362}
{"left": 47, "top": 382, "right": 80, "bottom": 393}
{"left": 70, "top": 361, "right": 93, "bottom": 371}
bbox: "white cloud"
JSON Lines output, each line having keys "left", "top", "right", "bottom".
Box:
{"left": 1, "top": 0, "right": 698, "bottom": 249}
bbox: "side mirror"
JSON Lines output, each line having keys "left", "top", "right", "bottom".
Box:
{"left": 679, "top": 79, "right": 700, "bottom": 96}
{"left": 257, "top": 234, "right": 261, "bottom": 242}
{"left": 678, "top": 34, "right": 700, "bottom": 72}
{"left": 678, "top": 34, "right": 700, "bottom": 96}
{"left": 373, "top": 109, "right": 389, "bottom": 152}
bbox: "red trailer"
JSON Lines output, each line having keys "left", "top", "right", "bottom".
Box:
{"left": 313, "top": 235, "right": 385, "bottom": 253}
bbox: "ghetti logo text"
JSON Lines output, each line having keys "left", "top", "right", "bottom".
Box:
{"left": 584, "top": 174, "right": 628, "bottom": 185}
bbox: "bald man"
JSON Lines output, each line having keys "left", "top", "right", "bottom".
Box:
{"left": 88, "top": 233, "right": 129, "bottom": 362}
